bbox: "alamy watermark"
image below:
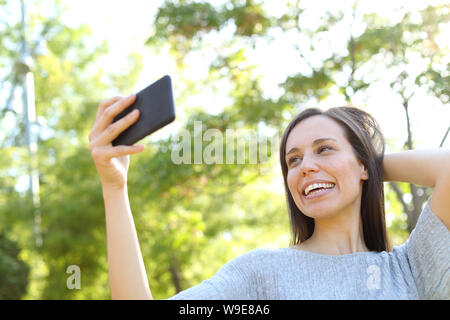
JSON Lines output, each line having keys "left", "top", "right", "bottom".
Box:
{"left": 66, "top": 265, "right": 81, "bottom": 290}
{"left": 169, "top": 121, "right": 280, "bottom": 167}
{"left": 366, "top": 264, "right": 381, "bottom": 290}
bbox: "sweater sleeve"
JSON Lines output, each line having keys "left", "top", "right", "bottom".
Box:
{"left": 404, "top": 201, "right": 450, "bottom": 299}
{"left": 167, "top": 250, "right": 259, "bottom": 300}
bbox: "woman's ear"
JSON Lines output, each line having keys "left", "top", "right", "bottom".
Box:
{"left": 359, "top": 162, "right": 369, "bottom": 180}
{"left": 361, "top": 169, "right": 369, "bottom": 180}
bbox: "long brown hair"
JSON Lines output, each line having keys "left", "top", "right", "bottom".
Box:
{"left": 279, "top": 106, "right": 390, "bottom": 252}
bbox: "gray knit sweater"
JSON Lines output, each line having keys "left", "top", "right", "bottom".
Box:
{"left": 169, "top": 201, "right": 449, "bottom": 299}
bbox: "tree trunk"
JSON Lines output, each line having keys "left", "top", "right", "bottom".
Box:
{"left": 169, "top": 255, "right": 183, "bottom": 293}
{"left": 391, "top": 97, "right": 431, "bottom": 233}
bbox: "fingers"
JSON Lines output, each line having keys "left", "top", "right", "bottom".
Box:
{"left": 88, "top": 94, "right": 145, "bottom": 169}
{"left": 90, "top": 108, "right": 141, "bottom": 147}
{"left": 96, "top": 96, "right": 121, "bottom": 121}
{"left": 89, "top": 94, "right": 136, "bottom": 143}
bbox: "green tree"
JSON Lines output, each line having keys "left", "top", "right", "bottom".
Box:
{"left": 148, "top": 1, "right": 449, "bottom": 249}
{"left": 360, "top": 6, "right": 450, "bottom": 231}
{"left": 0, "top": 0, "right": 141, "bottom": 299}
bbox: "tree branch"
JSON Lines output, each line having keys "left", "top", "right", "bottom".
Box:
{"left": 401, "top": 91, "right": 416, "bottom": 150}
{"left": 348, "top": 0, "right": 358, "bottom": 86}
{"left": 439, "top": 126, "right": 449, "bottom": 148}
{"left": 389, "top": 181, "right": 410, "bottom": 215}
{"left": 293, "top": 2, "right": 314, "bottom": 72}
{"left": 1, "top": 77, "right": 19, "bottom": 115}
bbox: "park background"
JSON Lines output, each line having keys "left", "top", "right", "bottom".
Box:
{"left": 0, "top": 0, "right": 449, "bottom": 299}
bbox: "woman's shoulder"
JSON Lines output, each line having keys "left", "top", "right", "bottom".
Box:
{"left": 240, "top": 246, "right": 385, "bottom": 260}
{"left": 228, "top": 247, "right": 287, "bottom": 264}
{"left": 222, "top": 247, "right": 296, "bottom": 272}
{"left": 403, "top": 199, "right": 449, "bottom": 250}
{"left": 404, "top": 200, "right": 450, "bottom": 298}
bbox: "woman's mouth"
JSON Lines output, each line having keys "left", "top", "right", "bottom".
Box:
{"left": 302, "top": 183, "right": 335, "bottom": 200}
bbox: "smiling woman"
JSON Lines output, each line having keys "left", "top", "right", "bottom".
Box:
{"left": 167, "top": 106, "right": 449, "bottom": 299}
{"left": 279, "top": 106, "right": 389, "bottom": 253}
{"left": 89, "top": 96, "right": 449, "bottom": 299}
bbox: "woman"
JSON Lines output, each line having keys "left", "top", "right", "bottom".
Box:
{"left": 88, "top": 94, "right": 450, "bottom": 299}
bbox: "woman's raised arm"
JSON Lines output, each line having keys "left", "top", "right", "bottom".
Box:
{"left": 382, "top": 149, "right": 450, "bottom": 229}
{"left": 102, "top": 185, "right": 153, "bottom": 299}
{"left": 89, "top": 94, "right": 152, "bottom": 299}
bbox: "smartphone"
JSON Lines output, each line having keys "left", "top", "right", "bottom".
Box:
{"left": 112, "top": 75, "right": 176, "bottom": 146}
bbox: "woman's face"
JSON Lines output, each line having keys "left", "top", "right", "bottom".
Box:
{"left": 285, "top": 115, "right": 368, "bottom": 220}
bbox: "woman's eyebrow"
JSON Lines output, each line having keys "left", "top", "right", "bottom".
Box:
{"left": 312, "top": 137, "right": 337, "bottom": 146}
{"left": 286, "top": 137, "right": 337, "bottom": 156}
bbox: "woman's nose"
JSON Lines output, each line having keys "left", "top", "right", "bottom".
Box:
{"left": 299, "top": 154, "right": 319, "bottom": 176}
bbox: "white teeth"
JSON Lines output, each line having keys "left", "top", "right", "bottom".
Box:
{"left": 304, "top": 183, "right": 335, "bottom": 196}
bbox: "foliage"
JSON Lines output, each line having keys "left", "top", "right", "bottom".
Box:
{"left": 0, "top": 233, "right": 30, "bottom": 299}
{"left": 0, "top": 0, "right": 140, "bottom": 299}
{"left": 147, "top": 0, "right": 449, "bottom": 254}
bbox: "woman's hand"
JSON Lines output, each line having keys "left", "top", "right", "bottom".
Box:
{"left": 88, "top": 94, "right": 145, "bottom": 189}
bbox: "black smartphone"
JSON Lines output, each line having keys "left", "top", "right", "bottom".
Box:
{"left": 112, "top": 75, "right": 176, "bottom": 146}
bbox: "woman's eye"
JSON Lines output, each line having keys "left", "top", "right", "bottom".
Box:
{"left": 288, "top": 156, "right": 301, "bottom": 166}
{"left": 319, "top": 145, "right": 332, "bottom": 153}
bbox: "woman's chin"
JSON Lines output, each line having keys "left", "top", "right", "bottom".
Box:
{"left": 297, "top": 197, "right": 340, "bottom": 219}
{"left": 303, "top": 207, "right": 338, "bottom": 220}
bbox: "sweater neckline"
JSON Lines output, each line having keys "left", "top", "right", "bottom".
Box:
{"left": 279, "top": 247, "right": 379, "bottom": 258}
